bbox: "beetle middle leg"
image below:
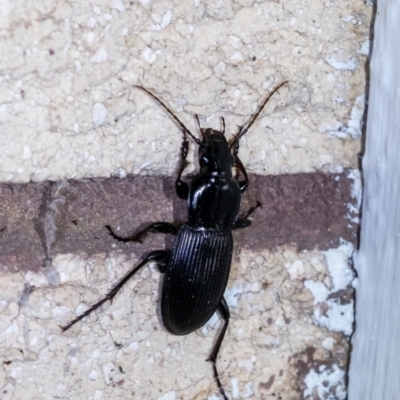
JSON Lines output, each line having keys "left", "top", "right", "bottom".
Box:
{"left": 106, "top": 222, "right": 178, "bottom": 243}
{"left": 61, "top": 250, "right": 170, "bottom": 331}
{"left": 233, "top": 201, "right": 262, "bottom": 230}
{"left": 207, "top": 296, "right": 230, "bottom": 400}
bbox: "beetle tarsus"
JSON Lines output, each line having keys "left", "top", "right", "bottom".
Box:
{"left": 105, "top": 225, "right": 142, "bottom": 243}
{"left": 206, "top": 297, "right": 230, "bottom": 399}
{"left": 209, "top": 360, "right": 229, "bottom": 400}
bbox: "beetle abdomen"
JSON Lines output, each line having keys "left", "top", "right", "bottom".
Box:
{"left": 161, "top": 224, "right": 233, "bottom": 336}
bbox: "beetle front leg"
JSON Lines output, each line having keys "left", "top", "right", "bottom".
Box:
{"left": 61, "top": 250, "right": 170, "bottom": 331}
{"left": 176, "top": 137, "right": 190, "bottom": 199}
{"left": 208, "top": 297, "right": 230, "bottom": 400}
{"left": 106, "top": 222, "right": 178, "bottom": 243}
{"left": 232, "top": 141, "right": 249, "bottom": 194}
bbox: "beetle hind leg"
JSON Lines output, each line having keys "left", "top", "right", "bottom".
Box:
{"left": 61, "top": 250, "right": 170, "bottom": 332}
{"left": 207, "top": 297, "right": 230, "bottom": 400}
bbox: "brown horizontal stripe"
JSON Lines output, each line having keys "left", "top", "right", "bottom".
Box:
{"left": 0, "top": 171, "right": 358, "bottom": 272}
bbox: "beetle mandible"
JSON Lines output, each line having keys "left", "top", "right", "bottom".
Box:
{"left": 62, "top": 82, "right": 288, "bottom": 399}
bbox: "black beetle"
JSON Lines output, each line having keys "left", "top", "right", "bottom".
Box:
{"left": 62, "top": 82, "right": 287, "bottom": 399}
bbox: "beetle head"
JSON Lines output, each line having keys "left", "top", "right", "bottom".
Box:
{"left": 199, "top": 129, "right": 234, "bottom": 175}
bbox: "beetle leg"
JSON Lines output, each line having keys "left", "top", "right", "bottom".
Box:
{"left": 232, "top": 141, "right": 249, "bottom": 193}
{"left": 232, "top": 201, "right": 262, "bottom": 230}
{"left": 106, "top": 222, "right": 178, "bottom": 243}
{"left": 176, "top": 137, "right": 190, "bottom": 199}
{"left": 61, "top": 250, "right": 170, "bottom": 332}
{"left": 207, "top": 297, "right": 230, "bottom": 400}
{"left": 234, "top": 156, "right": 249, "bottom": 193}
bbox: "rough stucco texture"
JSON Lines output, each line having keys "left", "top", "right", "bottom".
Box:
{"left": 0, "top": 0, "right": 371, "bottom": 399}
{"left": 0, "top": 238, "right": 356, "bottom": 400}
{"left": 0, "top": 171, "right": 360, "bottom": 399}
{"left": 0, "top": 0, "right": 370, "bottom": 182}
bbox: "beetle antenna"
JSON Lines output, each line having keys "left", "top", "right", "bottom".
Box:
{"left": 229, "top": 81, "right": 288, "bottom": 148}
{"left": 135, "top": 85, "right": 203, "bottom": 146}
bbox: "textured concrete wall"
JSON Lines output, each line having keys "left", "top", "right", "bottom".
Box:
{"left": 0, "top": 0, "right": 371, "bottom": 399}
{"left": 1, "top": 0, "right": 369, "bottom": 182}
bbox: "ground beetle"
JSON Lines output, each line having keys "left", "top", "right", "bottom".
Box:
{"left": 62, "top": 82, "right": 287, "bottom": 399}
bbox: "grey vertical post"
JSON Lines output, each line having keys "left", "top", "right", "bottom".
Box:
{"left": 348, "top": 1, "right": 400, "bottom": 398}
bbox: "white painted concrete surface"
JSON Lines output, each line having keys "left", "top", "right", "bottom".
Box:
{"left": 0, "top": 0, "right": 372, "bottom": 398}
{"left": 0, "top": 0, "right": 370, "bottom": 183}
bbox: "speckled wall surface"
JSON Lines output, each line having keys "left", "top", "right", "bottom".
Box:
{"left": 0, "top": 0, "right": 371, "bottom": 399}
{"left": 1, "top": 0, "right": 369, "bottom": 182}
